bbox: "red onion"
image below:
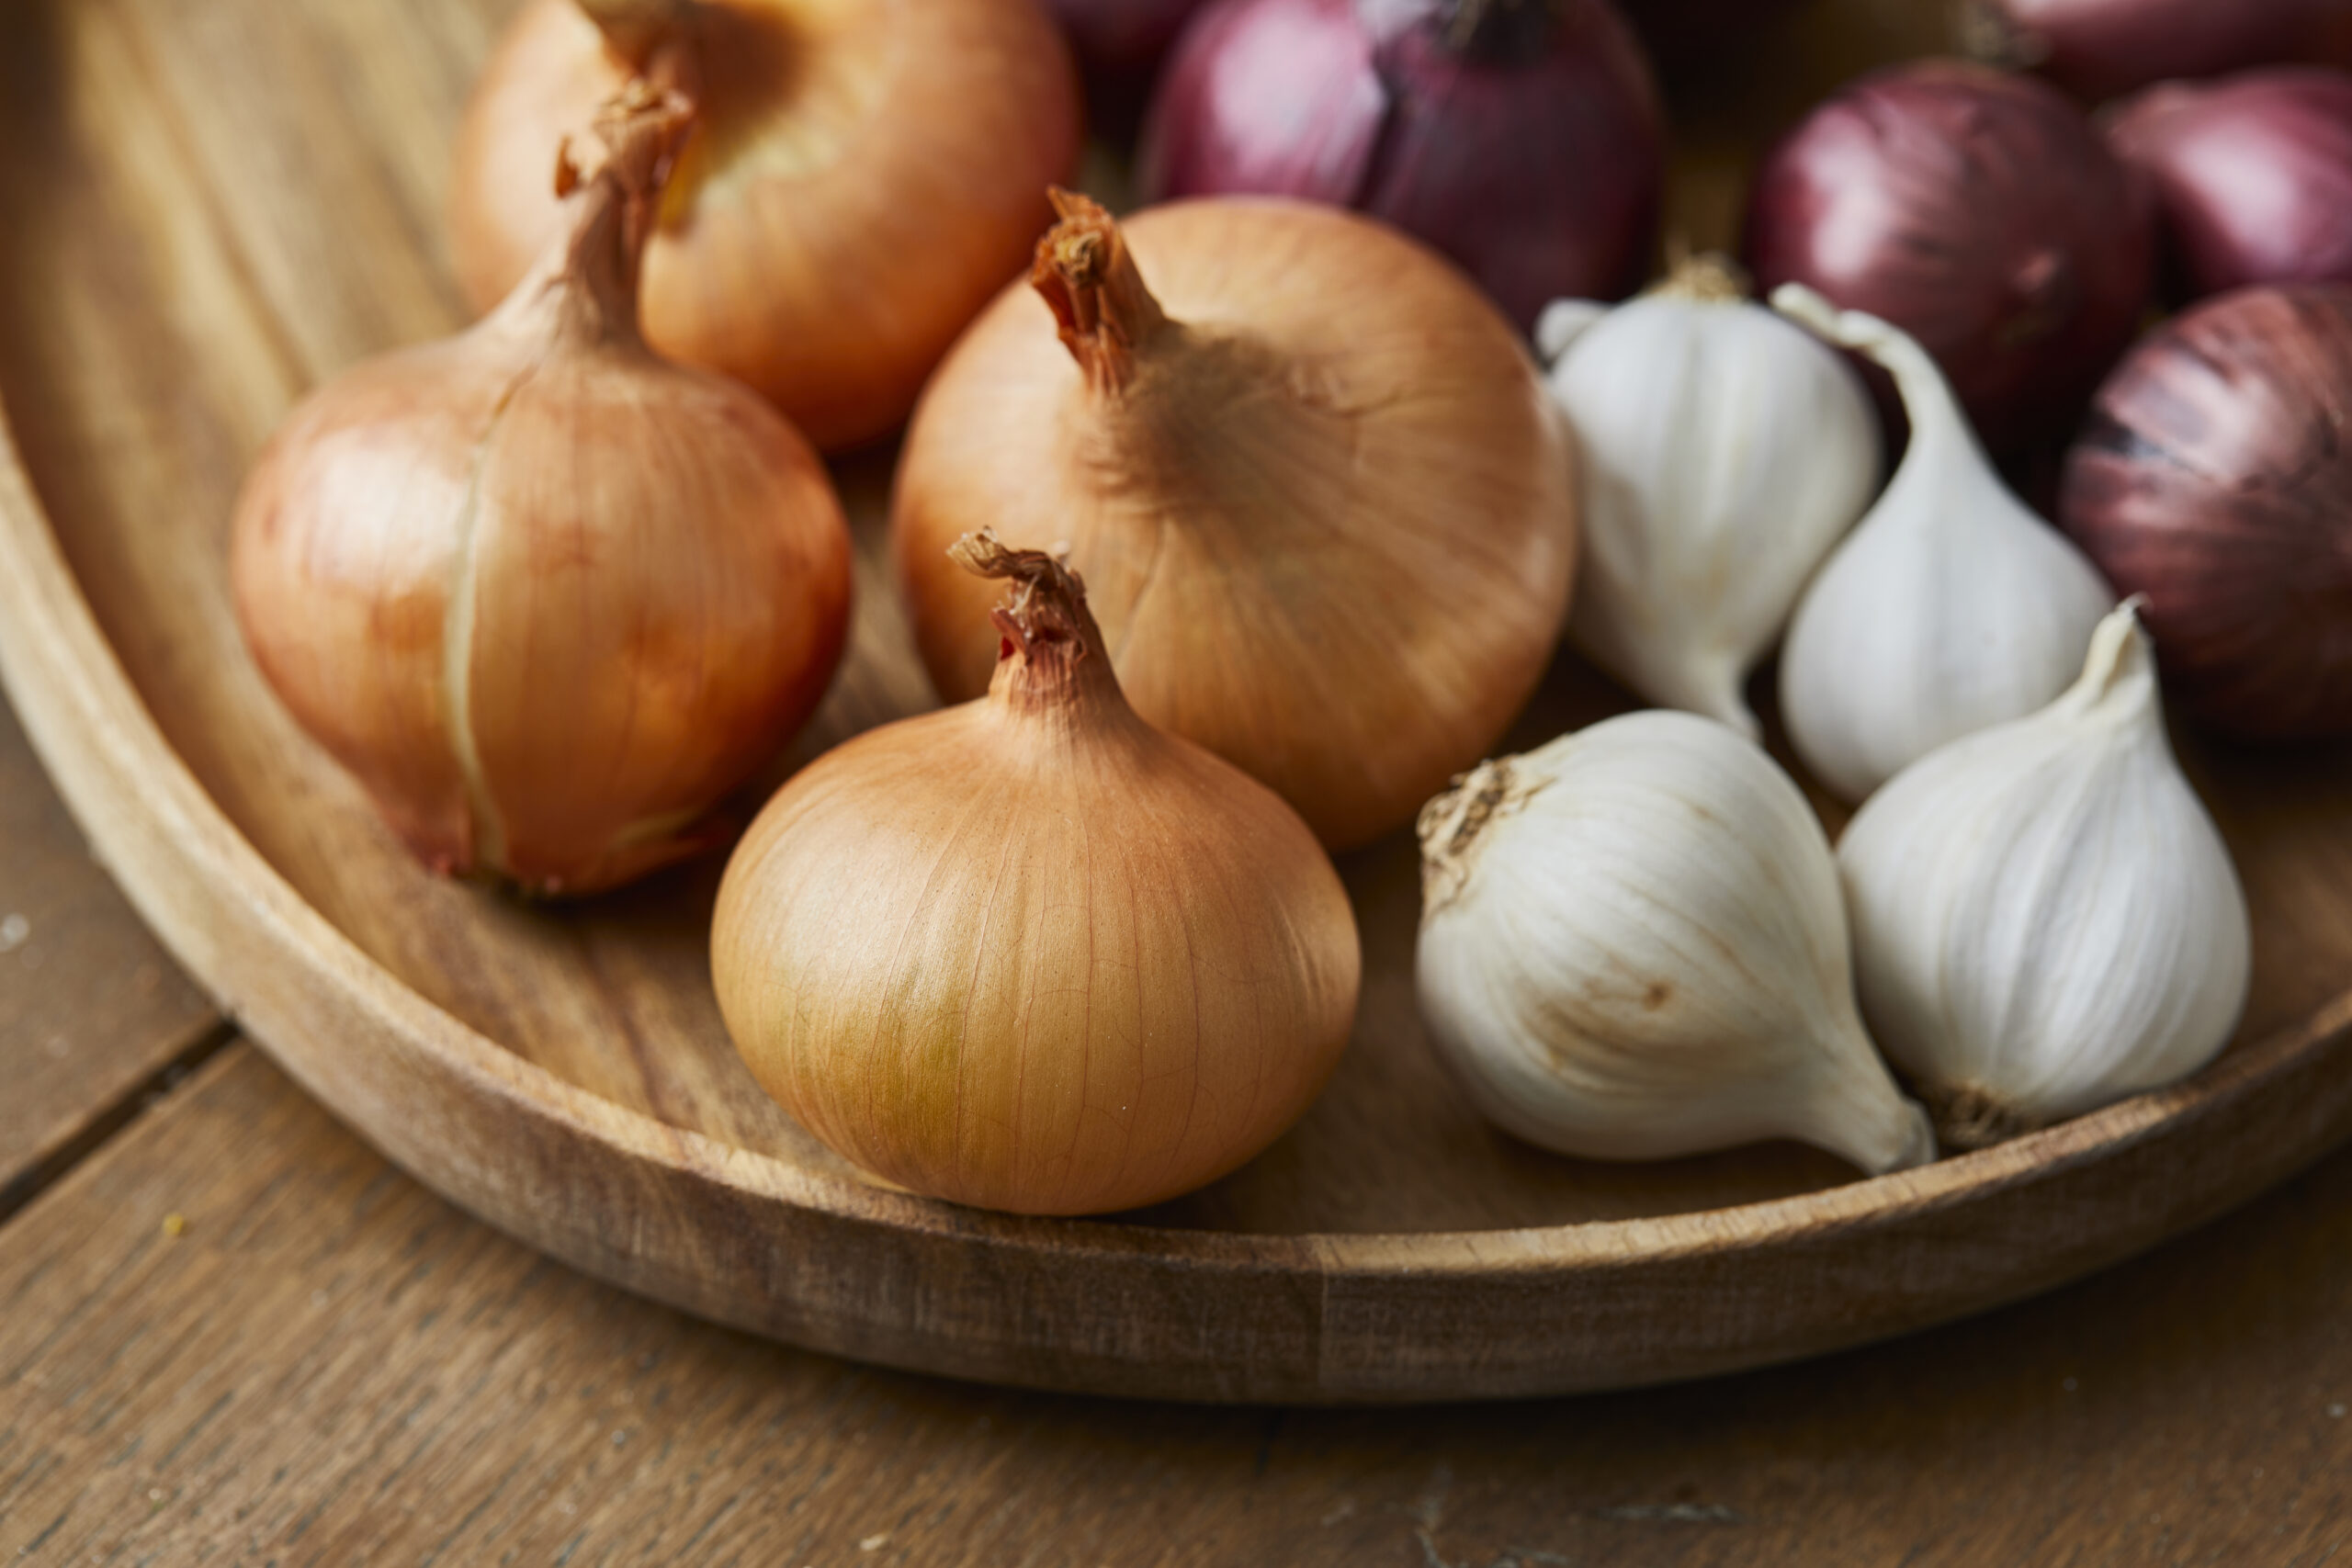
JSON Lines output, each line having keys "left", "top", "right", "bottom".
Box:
{"left": 2109, "top": 67, "right": 2352, "bottom": 302}
{"left": 1138, "top": 0, "right": 1665, "bottom": 331}
{"left": 2060, "top": 286, "right": 2352, "bottom": 739}
{"left": 1743, "top": 60, "right": 2153, "bottom": 455}
{"left": 1970, "top": 0, "right": 2352, "bottom": 104}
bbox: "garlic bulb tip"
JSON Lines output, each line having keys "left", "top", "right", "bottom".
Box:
{"left": 1772, "top": 279, "right": 2115, "bottom": 802}
{"left": 1839, "top": 599, "right": 2251, "bottom": 1143}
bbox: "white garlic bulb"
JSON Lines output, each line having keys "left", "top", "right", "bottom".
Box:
{"left": 1536, "top": 260, "right": 1879, "bottom": 738}
{"left": 1415, "top": 711, "right": 1934, "bottom": 1175}
{"left": 1772, "top": 284, "right": 2115, "bottom": 803}
{"left": 1838, "top": 600, "right": 2251, "bottom": 1145}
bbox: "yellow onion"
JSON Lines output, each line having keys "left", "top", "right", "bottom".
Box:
{"left": 448, "top": 0, "right": 1082, "bottom": 450}
{"left": 891, "top": 192, "right": 1578, "bottom": 851}
{"left": 232, "top": 89, "right": 853, "bottom": 896}
{"left": 714, "top": 533, "right": 1360, "bottom": 1215}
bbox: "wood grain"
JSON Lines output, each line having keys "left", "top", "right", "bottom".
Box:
{"left": 8, "top": 0, "right": 2352, "bottom": 1401}
{"left": 5, "top": 1042, "right": 2351, "bottom": 1565}
{"left": 0, "top": 685, "right": 218, "bottom": 1217}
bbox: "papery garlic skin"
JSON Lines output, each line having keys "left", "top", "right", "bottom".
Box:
{"left": 1536, "top": 266, "right": 1878, "bottom": 736}
{"left": 1838, "top": 601, "right": 2252, "bottom": 1143}
{"left": 1773, "top": 284, "right": 2115, "bottom": 803}
{"left": 1415, "top": 711, "right": 1933, "bottom": 1175}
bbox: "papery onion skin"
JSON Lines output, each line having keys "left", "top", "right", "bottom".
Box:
{"left": 234, "top": 93, "right": 854, "bottom": 895}
{"left": 2109, "top": 67, "right": 2352, "bottom": 302}
{"left": 1743, "top": 60, "right": 2153, "bottom": 455}
{"left": 1973, "top": 0, "right": 2352, "bottom": 104}
{"left": 2060, "top": 285, "right": 2352, "bottom": 739}
{"left": 891, "top": 193, "right": 1579, "bottom": 852}
{"left": 449, "top": 0, "right": 1081, "bottom": 451}
{"left": 713, "top": 537, "right": 1360, "bottom": 1216}
{"left": 1137, "top": 0, "right": 1665, "bottom": 331}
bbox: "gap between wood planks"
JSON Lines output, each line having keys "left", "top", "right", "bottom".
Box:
{"left": 0, "top": 1018, "right": 236, "bottom": 1225}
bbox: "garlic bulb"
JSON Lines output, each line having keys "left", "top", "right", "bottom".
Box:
{"left": 1772, "top": 283, "right": 2115, "bottom": 803}
{"left": 1838, "top": 600, "right": 2251, "bottom": 1146}
{"left": 1536, "top": 257, "right": 1879, "bottom": 737}
{"left": 1415, "top": 711, "right": 1933, "bottom": 1175}
{"left": 715, "top": 533, "right": 1360, "bottom": 1216}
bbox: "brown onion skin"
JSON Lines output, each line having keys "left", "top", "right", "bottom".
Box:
{"left": 890, "top": 195, "right": 1579, "bottom": 852}
{"left": 2109, "top": 67, "right": 2352, "bottom": 302}
{"left": 235, "top": 98, "right": 854, "bottom": 894}
{"left": 1743, "top": 60, "right": 2154, "bottom": 455}
{"left": 448, "top": 0, "right": 1081, "bottom": 452}
{"left": 713, "top": 545, "right": 1358, "bottom": 1215}
{"left": 1977, "top": 0, "right": 2352, "bottom": 104}
{"left": 2060, "top": 285, "right": 2352, "bottom": 739}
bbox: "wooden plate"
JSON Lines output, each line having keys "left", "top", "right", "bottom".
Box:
{"left": 7, "top": 0, "right": 2352, "bottom": 1404}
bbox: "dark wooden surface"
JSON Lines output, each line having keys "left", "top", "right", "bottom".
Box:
{"left": 0, "top": 691, "right": 220, "bottom": 1219}
{"left": 5, "top": 683, "right": 2352, "bottom": 1562}
{"left": 3, "top": 0, "right": 2351, "bottom": 1545}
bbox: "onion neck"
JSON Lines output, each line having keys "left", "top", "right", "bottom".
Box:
{"left": 1954, "top": 0, "right": 2048, "bottom": 73}
{"left": 952, "top": 531, "right": 1132, "bottom": 726}
{"left": 1435, "top": 0, "right": 1563, "bottom": 65}
{"left": 490, "top": 85, "right": 695, "bottom": 352}
{"left": 577, "top": 0, "right": 694, "bottom": 71}
{"left": 1032, "top": 190, "right": 1170, "bottom": 397}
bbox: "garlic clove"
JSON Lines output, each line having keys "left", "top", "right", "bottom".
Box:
{"left": 1415, "top": 711, "right": 1934, "bottom": 1176}
{"left": 1540, "top": 262, "right": 1879, "bottom": 739}
{"left": 1772, "top": 283, "right": 2115, "bottom": 803}
{"left": 1838, "top": 600, "right": 2253, "bottom": 1145}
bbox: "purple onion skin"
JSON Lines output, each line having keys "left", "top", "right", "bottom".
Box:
{"left": 1138, "top": 0, "right": 1666, "bottom": 331}
{"left": 1984, "top": 0, "right": 2352, "bottom": 105}
{"left": 1046, "top": 0, "right": 1214, "bottom": 77}
{"left": 2109, "top": 68, "right": 2352, "bottom": 304}
{"left": 2061, "top": 286, "right": 2352, "bottom": 739}
{"left": 1744, "top": 61, "right": 2153, "bottom": 455}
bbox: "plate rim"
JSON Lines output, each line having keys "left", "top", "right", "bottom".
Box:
{"left": 6, "top": 400, "right": 2349, "bottom": 1401}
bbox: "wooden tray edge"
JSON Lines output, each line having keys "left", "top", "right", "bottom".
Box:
{"left": 6, "top": 398, "right": 2351, "bottom": 1404}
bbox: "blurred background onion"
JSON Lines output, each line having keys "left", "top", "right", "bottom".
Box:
{"left": 1966, "top": 0, "right": 2352, "bottom": 104}
{"left": 2109, "top": 66, "right": 2352, "bottom": 301}
{"left": 1138, "top": 0, "right": 1666, "bottom": 332}
{"left": 1744, "top": 59, "right": 2152, "bottom": 455}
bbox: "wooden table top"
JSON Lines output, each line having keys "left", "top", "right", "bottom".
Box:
{"left": 1, "top": 685, "right": 2348, "bottom": 1564}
